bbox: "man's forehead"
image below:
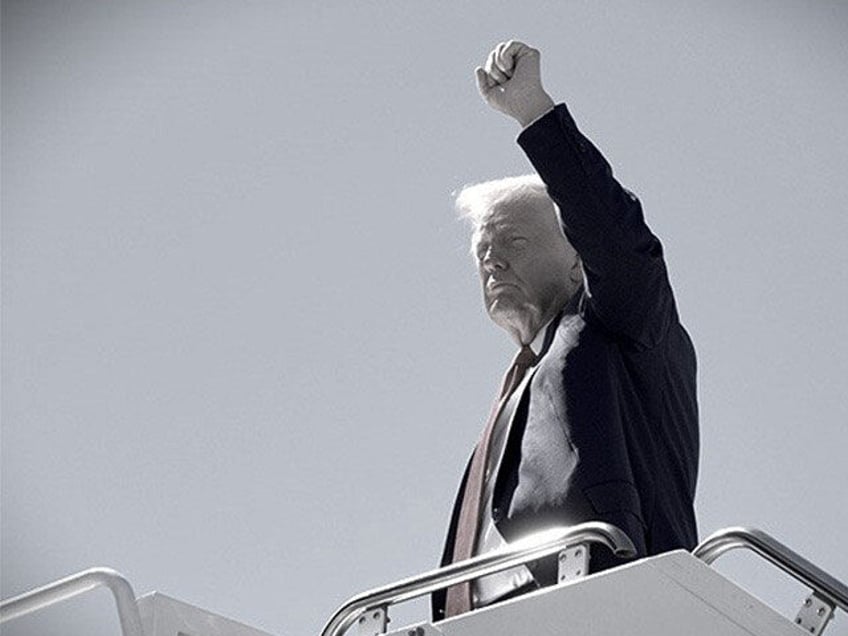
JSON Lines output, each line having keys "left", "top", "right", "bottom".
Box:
{"left": 478, "top": 198, "right": 555, "bottom": 231}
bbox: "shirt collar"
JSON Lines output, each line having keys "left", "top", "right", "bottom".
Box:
{"left": 529, "top": 317, "right": 554, "bottom": 356}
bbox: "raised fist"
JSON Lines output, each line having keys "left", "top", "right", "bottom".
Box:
{"left": 475, "top": 40, "right": 555, "bottom": 128}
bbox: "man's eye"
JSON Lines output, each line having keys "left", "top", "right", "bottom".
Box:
{"left": 510, "top": 237, "right": 528, "bottom": 247}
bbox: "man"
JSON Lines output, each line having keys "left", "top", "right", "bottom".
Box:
{"left": 432, "top": 41, "right": 699, "bottom": 619}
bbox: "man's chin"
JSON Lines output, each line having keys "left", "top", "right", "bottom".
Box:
{"left": 487, "top": 298, "right": 518, "bottom": 321}
{"left": 488, "top": 301, "right": 538, "bottom": 333}
{"left": 487, "top": 297, "right": 540, "bottom": 333}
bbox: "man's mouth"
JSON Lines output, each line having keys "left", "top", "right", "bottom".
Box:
{"left": 487, "top": 281, "right": 517, "bottom": 293}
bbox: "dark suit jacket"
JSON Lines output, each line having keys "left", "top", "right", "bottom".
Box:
{"left": 432, "top": 104, "right": 699, "bottom": 620}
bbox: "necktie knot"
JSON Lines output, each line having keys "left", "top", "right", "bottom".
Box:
{"left": 514, "top": 345, "right": 538, "bottom": 370}
{"left": 500, "top": 345, "right": 538, "bottom": 399}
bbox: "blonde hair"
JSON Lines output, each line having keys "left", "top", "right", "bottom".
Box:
{"left": 455, "top": 175, "right": 565, "bottom": 254}
{"left": 455, "top": 174, "right": 550, "bottom": 227}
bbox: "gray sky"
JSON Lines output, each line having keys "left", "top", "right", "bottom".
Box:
{"left": 2, "top": 2, "right": 847, "bottom": 635}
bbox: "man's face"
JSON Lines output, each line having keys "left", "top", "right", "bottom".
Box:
{"left": 473, "top": 196, "right": 579, "bottom": 343}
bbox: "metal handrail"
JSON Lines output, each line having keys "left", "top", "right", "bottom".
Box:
{"left": 0, "top": 567, "right": 144, "bottom": 636}
{"left": 319, "top": 521, "right": 636, "bottom": 636}
{"left": 693, "top": 527, "right": 848, "bottom": 613}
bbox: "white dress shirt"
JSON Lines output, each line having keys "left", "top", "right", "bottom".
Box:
{"left": 472, "top": 322, "right": 550, "bottom": 607}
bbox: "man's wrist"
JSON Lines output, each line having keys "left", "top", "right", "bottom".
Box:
{"left": 517, "top": 92, "right": 555, "bottom": 128}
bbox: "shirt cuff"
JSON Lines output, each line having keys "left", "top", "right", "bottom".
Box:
{"left": 521, "top": 106, "right": 556, "bottom": 131}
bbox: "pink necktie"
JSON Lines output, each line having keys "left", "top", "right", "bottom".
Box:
{"left": 444, "top": 345, "right": 538, "bottom": 617}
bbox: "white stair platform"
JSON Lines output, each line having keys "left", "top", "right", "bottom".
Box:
{"left": 3, "top": 526, "right": 844, "bottom": 636}
{"left": 392, "top": 551, "right": 806, "bottom": 636}
{"left": 137, "top": 592, "right": 274, "bottom": 636}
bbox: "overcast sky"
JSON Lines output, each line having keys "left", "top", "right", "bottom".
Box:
{"left": 2, "top": 2, "right": 847, "bottom": 635}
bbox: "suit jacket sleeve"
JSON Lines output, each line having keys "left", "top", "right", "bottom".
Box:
{"left": 518, "top": 104, "right": 676, "bottom": 349}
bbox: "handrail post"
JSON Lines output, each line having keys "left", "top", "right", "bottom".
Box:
{"left": 0, "top": 567, "right": 144, "bottom": 636}
{"left": 694, "top": 527, "right": 848, "bottom": 634}
{"left": 319, "top": 521, "right": 636, "bottom": 636}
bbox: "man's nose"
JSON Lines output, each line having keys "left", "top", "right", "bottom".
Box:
{"left": 482, "top": 248, "right": 507, "bottom": 272}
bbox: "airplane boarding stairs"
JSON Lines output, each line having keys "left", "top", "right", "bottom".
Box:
{"left": 2, "top": 523, "right": 846, "bottom": 636}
